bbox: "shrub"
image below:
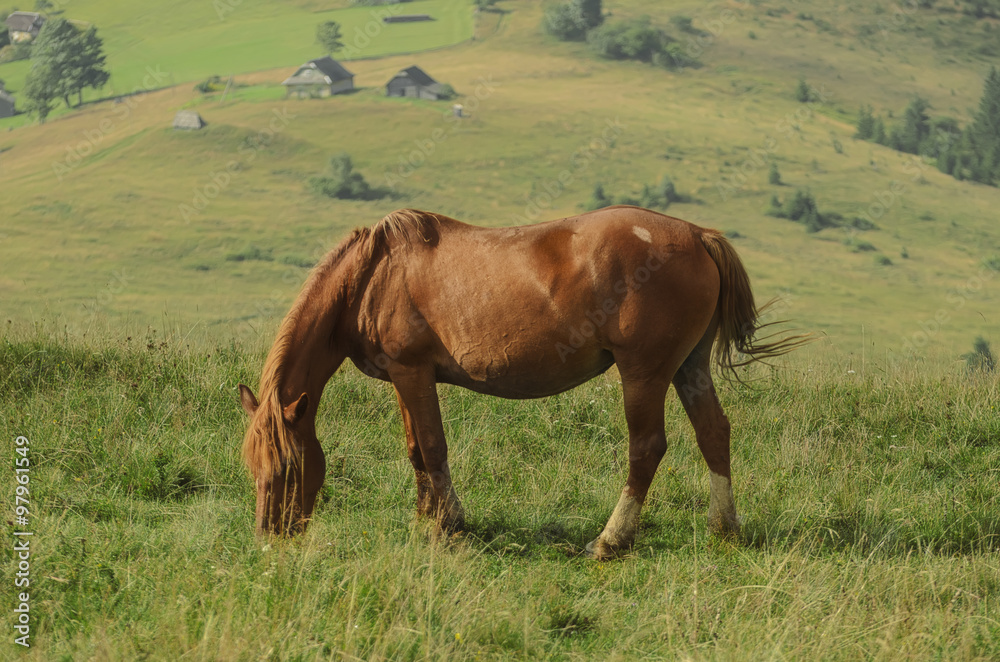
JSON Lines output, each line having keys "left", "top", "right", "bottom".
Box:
{"left": 795, "top": 77, "right": 812, "bottom": 103}
{"left": 194, "top": 75, "right": 224, "bottom": 93}
{"left": 225, "top": 245, "right": 273, "bottom": 262}
{"left": 767, "top": 189, "right": 839, "bottom": 232}
{"left": 768, "top": 162, "right": 782, "bottom": 185}
{"left": 586, "top": 183, "right": 613, "bottom": 210}
{"left": 437, "top": 83, "right": 458, "bottom": 100}
{"left": 309, "top": 152, "right": 389, "bottom": 201}
{"left": 962, "top": 336, "right": 996, "bottom": 373}
{"left": 587, "top": 18, "right": 668, "bottom": 62}
{"left": 874, "top": 254, "right": 893, "bottom": 266}
{"left": 544, "top": 0, "right": 602, "bottom": 41}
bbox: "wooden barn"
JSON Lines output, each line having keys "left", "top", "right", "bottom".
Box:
{"left": 0, "top": 86, "right": 14, "bottom": 119}
{"left": 386, "top": 66, "right": 445, "bottom": 100}
{"left": 5, "top": 11, "right": 45, "bottom": 43}
{"left": 282, "top": 57, "right": 354, "bottom": 98}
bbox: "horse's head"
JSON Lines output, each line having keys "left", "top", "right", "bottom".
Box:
{"left": 238, "top": 384, "right": 326, "bottom": 537}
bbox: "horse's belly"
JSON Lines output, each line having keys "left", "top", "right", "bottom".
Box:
{"left": 438, "top": 341, "right": 615, "bottom": 399}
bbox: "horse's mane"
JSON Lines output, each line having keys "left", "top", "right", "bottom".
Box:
{"left": 241, "top": 209, "right": 441, "bottom": 478}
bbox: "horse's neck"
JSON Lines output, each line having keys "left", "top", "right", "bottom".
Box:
{"left": 276, "top": 276, "right": 349, "bottom": 408}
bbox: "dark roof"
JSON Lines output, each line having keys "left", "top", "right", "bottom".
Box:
{"left": 0, "top": 89, "right": 14, "bottom": 104}
{"left": 309, "top": 57, "right": 354, "bottom": 83}
{"left": 5, "top": 11, "right": 45, "bottom": 32}
{"left": 392, "top": 66, "right": 438, "bottom": 87}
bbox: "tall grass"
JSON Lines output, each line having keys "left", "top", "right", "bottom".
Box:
{"left": 2, "top": 331, "right": 998, "bottom": 659}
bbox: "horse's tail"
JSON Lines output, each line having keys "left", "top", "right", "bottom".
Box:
{"left": 699, "top": 229, "right": 811, "bottom": 378}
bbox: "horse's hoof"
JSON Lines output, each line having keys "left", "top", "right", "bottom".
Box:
{"left": 707, "top": 514, "right": 742, "bottom": 538}
{"left": 584, "top": 537, "right": 619, "bottom": 561}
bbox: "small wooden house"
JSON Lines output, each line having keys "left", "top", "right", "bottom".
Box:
{"left": 5, "top": 11, "right": 45, "bottom": 43}
{"left": 386, "top": 66, "right": 445, "bottom": 100}
{"left": 0, "top": 86, "right": 15, "bottom": 118}
{"left": 173, "top": 110, "right": 204, "bottom": 130}
{"left": 282, "top": 57, "right": 354, "bottom": 98}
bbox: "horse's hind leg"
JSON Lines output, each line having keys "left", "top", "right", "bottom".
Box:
{"left": 586, "top": 375, "right": 671, "bottom": 560}
{"left": 392, "top": 370, "right": 465, "bottom": 533}
{"left": 672, "top": 339, "right": 740, "bottom": 535}
{"left": 395, "top": 388, "right": 436, "bottom": 518}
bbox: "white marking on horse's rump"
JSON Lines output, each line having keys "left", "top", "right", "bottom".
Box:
{"left": 632, "top": 226, "right": 652, "bottom": 243}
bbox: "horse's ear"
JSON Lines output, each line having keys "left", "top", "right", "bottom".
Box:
{"left": 283, "top": 393, "right": 309, "bottom": 426}
{"left": 239, "top": 384, "right": 259, "bottom": 417}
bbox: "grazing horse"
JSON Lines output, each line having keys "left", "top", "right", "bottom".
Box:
{"left": 238, "top": 206, "right": 804, "bottom": 559}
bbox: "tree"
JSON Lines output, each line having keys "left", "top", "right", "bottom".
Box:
{"left": 28, "top": 18, "right": 110, "bottom": 109}
{"left": 544, "top": 0, "right": 602, "bottom": 40}
{"left": 968, "top": 67, "right": 1000, "bottom": 184}
{"left": 795, "top": 77, "right": 812, "bottom": 103}
{"left": 22, "top": 61, "right": 57, "bottom": 122}
{"left": 74, "top": 26, "right": 110, "bottom": 106}
{"left": 872, "top": 116, "right": 887, "bottom": 144}
{"left": 544, "top": 2, "right": 588, "bottom": 41}
{"left": 316, "top": 21, "right": 343, "bottom": 55}
{"left": 577, "top": 0, "right": 603, "bottom": 28}
{"left": 768, "top": 161, "right": 782, "bottom": 185}
{"left": 889, "top": 96, "right": 931, "bottom": 154}
{"left": 855, "top": 105, "right": 875, "bottom": 140}
{"left": 586, "top": 183, "right": 612, "bottom": 210}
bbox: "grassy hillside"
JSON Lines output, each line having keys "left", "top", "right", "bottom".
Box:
{"left": 1, "top": 0, "right": 999, "bottom": 366}
{"left": 1, "top": 333, "right": 998, "bottom": 659}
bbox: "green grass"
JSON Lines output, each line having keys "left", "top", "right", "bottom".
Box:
{"left": 1, "top": 0, "right": 998, "bottom": 363}
{"left": 0, "top": 0, "right": 474, "bottom": 104}
{"left": 2, "top": 332, "right": 999, "bottom": 659}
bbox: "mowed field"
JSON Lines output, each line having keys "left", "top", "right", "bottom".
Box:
{"left": 2, "top": 1, "right": 1000, "bottom": 659}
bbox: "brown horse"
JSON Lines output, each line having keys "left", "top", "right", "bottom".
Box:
{"left": 238, "top": 206, "right": 803, "bottom": 559}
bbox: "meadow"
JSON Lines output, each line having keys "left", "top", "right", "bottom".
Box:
{"left": 1, "top": 331, "right": 998, "bottom": 660}
{"left": 1, "top": 0, "right": 999, "bottom": 363}
{"left": 2, "top": 0, "right": 1000, "bottom": 657}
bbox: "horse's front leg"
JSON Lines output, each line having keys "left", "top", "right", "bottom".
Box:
{"left": 392, "top": 368, "right": 465, "bottom": 533}
{"left": 395, "top": 387, "right": 437, "bottom": 518}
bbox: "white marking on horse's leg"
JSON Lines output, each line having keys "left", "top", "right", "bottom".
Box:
{"left": 585, "top": 488, "right": 643, "bottom": 559}
{"left": 708, "top": 470, "right": 740, "bottom": 534}
{"left": 632, "top": 226, "right": 653, "bottom": 243}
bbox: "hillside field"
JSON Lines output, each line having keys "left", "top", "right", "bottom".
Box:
{"left": 2, "top": 1, "right": 1000, "bottom": 658}
{"left": 1, "top": 0, "right": 999, "bottom": 366}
